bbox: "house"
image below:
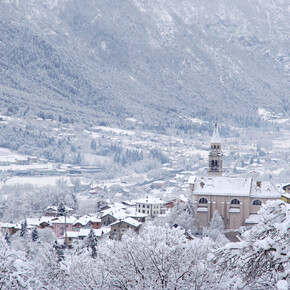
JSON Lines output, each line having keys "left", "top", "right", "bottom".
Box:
{"left": 78, "top": 228, "right": 110, "bottom": 240}
{"left": 135, "top": 196, "right": 165, "bottom": 218}
{"left": 28, "top": 156, "right": 38, "bottom": 163}
{"left": 110, "top": 217, "right": 142, "bottom": 240}
{"left": 65, "top": 228, "right": 110, "bottom": 244}
{"left": 128, "top": 212, "right": 147, "bottom": 223}
{"left": 121, "top": 200, "right": 136, "bottom": 207}
{"left": 73, "top": 215, "right": 101, "bottom": 231}
{"left": 282, "top": 183, "right": 290, "bottom": 193}
{"left": 0, "top": 222, "right": 17, "bottom": 235}
{"left": 164, "top": 195, "right": 188, "bottom": 209}
{"left": 51, "top": 216, "right": 77, "bottom": 237}
{"left": 150, "top": 181, "right": 167, "bottom": 189}
{"left": 89, "top": 183, "right": 105, "bottom": 195}
{"left": 100, "top": 206, "right": 128, "bottom": 226}
{"left": 281, "top": 193, "right": 290, "bottom": 204}
{"left": 101, "top": 213, "right": 117, "bottom": 226}
{"left": 44, "top": 206, "right": 73, "bottom": 217}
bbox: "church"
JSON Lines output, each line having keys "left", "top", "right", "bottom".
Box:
{"left": 188, "top": 123, "right": 281, "bottom": 230}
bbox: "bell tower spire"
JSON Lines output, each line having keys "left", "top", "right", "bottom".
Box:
{"left": 208, "top": 122, "right": 223, "bottom": 176}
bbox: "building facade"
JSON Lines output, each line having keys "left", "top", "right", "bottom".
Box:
{"left": 189, "top": 123, "right": 281, "bottom": 230}
{"left": 189, "top": 176, "right": 281, "bottom": 229}
{"left": 110, "top": 217, "right": 141, "bottom": 240}
{"left": 135, "top": 196, "right": 165, "bottom": 218}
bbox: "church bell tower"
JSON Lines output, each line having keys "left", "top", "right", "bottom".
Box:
{"left": 208, "top": 122, "right": 223, "bottom": 176}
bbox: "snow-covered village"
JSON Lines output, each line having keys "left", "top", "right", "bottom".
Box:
{"left": 0, "top": 1, "right": 289, "bottom": 289}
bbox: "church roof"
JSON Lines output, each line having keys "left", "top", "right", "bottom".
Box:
{"left": 211, "top": 122, "right": 221, "bottom": 143}
{"left": 189, "top": 176, "right": 281, "bottom": 198}
{"left": 191, "top": 176, "right": 252, "bottom": 196}
{"left": 250, "top": 180, "right": 281, "bottom": 198}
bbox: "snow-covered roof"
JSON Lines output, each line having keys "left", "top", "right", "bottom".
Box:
{"left": 281, "top": 193, "right": 290, "bottom": 199}
{"left": 245, "top": 214, "right": 260, "bottom": 224}
{"left": 0, "top": 222, "right": 16, "bottom": 228}
{"left": 211, "top": 122, "right": 221, "bottom": 143}
{"left": 128, "top": 212, "right": 148, "bottom": 218}
{"left": 51, "top": 216, "right": 77, "bottom": 224}
{"left": 46, "top": 205, "right": 73, "bottom": 212}
{"left": 191, "top": 176, "right": 252, "bottom": 196}
{"left": 110, "top": 217, "right": 142, "bottom": 228}
{"left": 78, "top": 228, "right": 108, "bottom": 238}
{"left": 191, "top": 176, "right": 281, "bottom": 198}
{"left": 135, "top": 196, "right": 165, "bottom": 205}
{"left": 101, "top": 208, "right": 128, "bottom": 220}
{"left": 251, "top": 181, "right": 281, "bottom": 198}
{"left": 73, "top": 215, "right": 101, "bottom": 225}
{"left": 121, "top": 200, "right": 136, "bottom": 206}
{"left": 188, "top": 176, "right": 196, "bottom": 184}
{"left": 177, "top": 194, "right": 188, "bottom": 202}
{"left": 26, "top": 218, "right": 42, "bottom": 227}
{"left": 65, "top": 231, "right": 79, "bottom": 238}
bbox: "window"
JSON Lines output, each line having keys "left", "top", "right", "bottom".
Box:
{"left": 252, "top": 200, "right": 262, "bottom": 206}
{"left": 231, "top": 199, "right": 240, "bottom": 205}
{"left": 147, "top": 205, "right": 150, "bottom": 208}
{"left": 214, "top": 145, "right": 216, "bottom": 149}
{"left": 142, "top": 210, "right": 145, "bottom": 213}
{"left": 215, "top": 160, "right": 217, "bottom": 167}
{"left": 199, "top": 198, "right": 208, "bottom": 204}
{"left": 143, "top": 205, "right": 145, "bottom": 208}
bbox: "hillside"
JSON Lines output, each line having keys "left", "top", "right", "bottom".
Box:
{"left": 0, "top": 0, "right": 289, "bottom": 128}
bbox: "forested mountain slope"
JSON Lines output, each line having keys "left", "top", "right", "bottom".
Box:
{"left": 0, "top": 0, "right": 289, "bottom": 127}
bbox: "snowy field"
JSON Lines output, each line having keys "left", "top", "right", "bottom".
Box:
{"left": 0, "top": 176, "right": 72, "bottom": 189}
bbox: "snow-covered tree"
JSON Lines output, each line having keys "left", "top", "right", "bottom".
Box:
{"left": 216, "top": 200, "right": 290, "bottom": 289}
{"left": 0, "top": 236, "right": 38, "bottom": 288}
{"left": 100, "top": 224, "right": 217, "bottom": 289}
{"left": 160, "top": 199, "right": 198, "bottom": 234}
{"left": 85, "top": 229, "right": 98, "bottom": 259}
{"left": 204, "top": 210, "right": 227, "bottom": 244}
{"left": 210, "top": 210, "right": 224, "bottom": 231}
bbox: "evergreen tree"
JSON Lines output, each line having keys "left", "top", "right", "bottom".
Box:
{"left": 53, "top": 241, "right": 65, "bottom": 262}
{"left": 85, "top": 229, "right": 98, "bottom": 259}
{"left": 90, "top": 139, "right": 97, "bottom": 151}
{"left": 4, "top": 232, "right": 10, "bottom": 245}
{"left": 57, "top": 202, "right": 66, "bottom": 217}
{"left": 32, "top": 227, "right": 39, "bottom": 242}
{"left": 20, "top": 220, "right": 28, "bottom": 237}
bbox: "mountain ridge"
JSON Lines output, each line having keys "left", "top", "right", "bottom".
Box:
{"left": 0, "top": 0, "right": 289, "bottom": 128}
